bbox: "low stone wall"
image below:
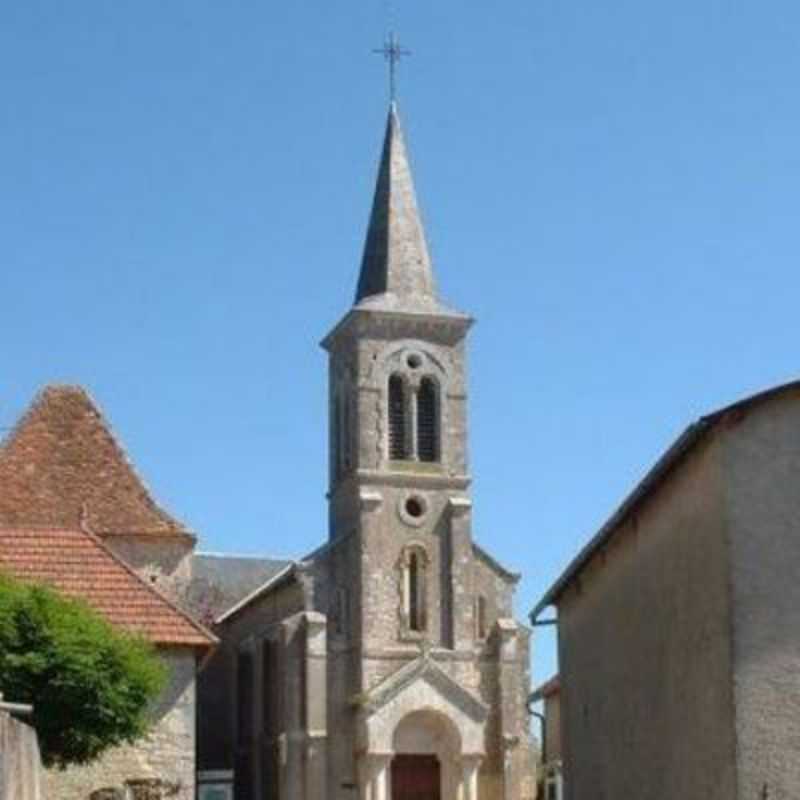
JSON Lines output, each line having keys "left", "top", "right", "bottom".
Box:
{"left": 0, "top": 705, "right": 43, "bottom": 800}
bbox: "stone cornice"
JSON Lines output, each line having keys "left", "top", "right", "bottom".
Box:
{"left": 321, "top": 307, "right": 472, "bottom": 351}
{"left": 356, "top": 468, "right": 471, "bottom": 491}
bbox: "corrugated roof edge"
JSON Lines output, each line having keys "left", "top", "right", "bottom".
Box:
{"left": 531, "top": 378, "right": 800, "bottom": 620}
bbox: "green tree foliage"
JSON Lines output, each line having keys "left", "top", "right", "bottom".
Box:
{"left": 0, "top": 573, "right": 167, "bottom": 768}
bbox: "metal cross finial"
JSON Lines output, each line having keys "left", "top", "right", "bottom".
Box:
{"left": 373, "top": 32, "right": 411, "bottom": 102}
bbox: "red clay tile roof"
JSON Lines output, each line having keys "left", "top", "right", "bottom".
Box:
{"left": 0, "top": 386, "right": 191, "bottom": 539}
{"left": 0, "top": 527, "right": 215, "bottom": 649}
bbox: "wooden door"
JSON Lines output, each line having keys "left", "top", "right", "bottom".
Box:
{"left": 391, "top": 755, "right": 441, "bottom": 800}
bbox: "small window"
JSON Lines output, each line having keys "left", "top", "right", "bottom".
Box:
{"left": 405, "top": 497, "right": 424, "bottom": 519}
{"left": 388, "top": 374, "right": 409, "bottom": 460}
{"left": 476, "top": 595, "right": 488, "bottom": 640}
{"left": 417, "top": 377, "right": 439, "bottom": 462}
{"left": 401, "top": 546, "right": 428, "bottom": 634}
{"left": 409, "top": 552, "right": 422, "bottom": 631}
{"left": 334, "top": 587, "right": 348, "bottom": 636}
{"left": 343, "top": 392, "right": 353, "bottom": 470}
{"left": 332, "top": 394, "right": 341, "bottom": 478}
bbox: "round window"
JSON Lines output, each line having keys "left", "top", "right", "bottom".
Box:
{"left": 398, "top": 493, "right": 428, "bottom": 526}
{"left": 405, "top": 497, "right": 424, "bottom": 518}
{"left": 406, "top": 353, "right": 422, "bottom": 369}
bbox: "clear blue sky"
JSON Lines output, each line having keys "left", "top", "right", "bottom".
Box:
{"left": 3, "top": 1, "right": 800, "bottom": 684}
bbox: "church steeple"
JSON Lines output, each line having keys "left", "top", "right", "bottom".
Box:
{"left": 354, "top": 103, "right": 440, "bottom": 311}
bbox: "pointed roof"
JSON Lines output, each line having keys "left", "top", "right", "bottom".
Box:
{"left": 0, "top": 386, "right": 192, "bottom": 539}
{"left": 355, "top": 104, "right": 459, "bottom": 316}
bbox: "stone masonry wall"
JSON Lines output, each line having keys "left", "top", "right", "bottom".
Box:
{"left": 45, "top": 649, "right": 197, "bottom": 800}
{"left": 102, "top": 534, "right": 194, "bottom": 603}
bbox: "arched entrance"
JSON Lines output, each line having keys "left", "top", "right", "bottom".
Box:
{"left": 390, "top": 710, "right": 459, "bottom": 800}
{"left": 355, "top": 656, "right": 487, "bottom": 800}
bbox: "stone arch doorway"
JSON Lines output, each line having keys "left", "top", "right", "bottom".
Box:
{"left": 356, "top": 657, "right": 487, "bottom": 800}
{"left": 390, "top": 709, "right": 459, "bottom": 800}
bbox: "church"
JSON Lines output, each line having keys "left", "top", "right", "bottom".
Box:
{"left": 0, "top": 100, "right": 535, "bottom": 799}
{"left": 196, "top": 103, "right": 536, "bottom": 800}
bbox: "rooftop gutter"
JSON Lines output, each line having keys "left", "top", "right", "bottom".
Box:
{"left": 530, "top": 420, "right": 710, "bottom": 621}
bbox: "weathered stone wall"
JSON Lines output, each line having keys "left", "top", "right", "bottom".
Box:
{"left": 0, "top": 707, "right": 42, "bottom": 800}
{"left": 102, "top": 534, "right": 194, "bottom": 601}
{"left": 45, "top": 649, "right": 197, "bottom": 800}
{"left": 723, "top": 390, "right": 800, "bottom": 799}
{"left": 557, "top": 434, "right": 737, "bottom": 800}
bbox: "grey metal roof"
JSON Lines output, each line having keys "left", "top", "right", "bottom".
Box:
{"left": 187, "top": 552, "right": 292, "bottom": 621}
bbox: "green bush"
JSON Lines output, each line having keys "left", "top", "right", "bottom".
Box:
{"left": 0, "top": 572, "right": 167, "bottom": 768}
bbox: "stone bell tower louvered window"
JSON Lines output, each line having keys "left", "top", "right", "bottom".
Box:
{"left": 417, "top": 377, "right": 439, "bottom": 462}
{"left": 388, "top": 374, "right": 409, "bottom": 460}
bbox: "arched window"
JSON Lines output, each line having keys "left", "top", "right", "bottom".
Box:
{"left": 388, "top": 374, "right": 409, "bottom": 460}
{"left": 343, "top": 391, "right": 353, "bottom": 471}
{"left": 332, "top": 393, "right": 342, "bottom": 479}
{"left": 401, "top": 546, "right": 428, "bottom": 634}
{"left": 417, "top": 377, "right": 439, "bottom": 462}
{"left": 476, "top": 595, "right": 488, "bottom": 640}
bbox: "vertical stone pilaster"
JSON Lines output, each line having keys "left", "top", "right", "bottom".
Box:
{"left": 305, "top": 612, "right": 328, "bottom": 800}
{"left": 358, "top": 490, "right": 383, "bottom": 649}
{"left": 460, "top": 755, "right": 482, "bottom": 800}
{"left": 496, "top": 618, "right": 521, "bottom": 800}
{"left": 448, "top": 497, "right": 474, "bottom": 650}
{"left": 358, "top": 753, "right": 391, "bottom": 800}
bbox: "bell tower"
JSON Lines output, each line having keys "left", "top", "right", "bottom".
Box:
{"left": 321, "top": 103, "right": 476, "bottom": 653}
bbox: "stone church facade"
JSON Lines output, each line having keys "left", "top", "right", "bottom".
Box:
{"left": 198, "top": 104, "right": 535, "bottom": 800}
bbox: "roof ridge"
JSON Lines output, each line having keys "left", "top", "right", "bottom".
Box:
{"left": 533, "top": 378, "right": 800, "bottom": 618}
{"left": 195, "top": 550, "right": 293, "bottom": 561}
{"left": 0, "top": 384, "right": 194, "bottom": 538}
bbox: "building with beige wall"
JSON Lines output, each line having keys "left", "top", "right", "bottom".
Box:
{"left": 196, "top": 102, "right": 536, "bottom": 800}
{"left": 532, "top": 381, "right": 800, "bottom": 800}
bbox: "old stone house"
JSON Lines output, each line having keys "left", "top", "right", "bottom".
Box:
{"left": 195, "top": 103, "right": 536, "bottom": 800}
{"left": 0, "top": 386, "right": 217, "bottom": 800}
{"left": 532, "top": 381, "right": 800, "bottom": 800}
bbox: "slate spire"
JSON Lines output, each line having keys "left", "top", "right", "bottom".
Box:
{"left": 354, "top": 103, "right": 439, "bottom": 309}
